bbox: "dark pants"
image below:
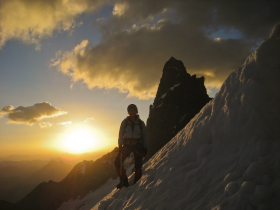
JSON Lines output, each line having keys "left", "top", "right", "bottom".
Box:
{"left": 114, "top": 143, "right": 143, "bottom": 184}
{"left": 114, "top": 143, "right": 143, "bottom": 169}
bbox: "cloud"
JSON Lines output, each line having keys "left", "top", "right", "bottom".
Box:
{"left": 4, "top": 0, "right": 278, "bottom": 98}
{"left": 1, "top": 0, "right": 279, "bottom": 50}
{"left": 39, "top": 122, "right": 53, "bottom": 128}
{"left": 112, "top": 2, "right": 129, "bottom": 16}
{"left": 51, "top": 19, "right": 256, "bottom": 99}
{"left": 0, "top": 102, "right": 67, "bottom": 125}
{"left": 0, "top": 105, "right": 14, "bottom": 117}
{"left": 84, "top": 118, "right": 95, "bottom": 123}
{"left": 0, "top": 0, "right": 105, "bottom": 49}
{"left": 57, "top": 121, "right": 72, "bottom": 127}
{"left": 107, "top": 0, "right": 280, "bottom": 40}
{"left": 51, "top": 0, "right": 280, "bottom": 99}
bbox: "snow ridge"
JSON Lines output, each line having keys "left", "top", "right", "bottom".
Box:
{"left": 91, "top": 24, "right": 280, "bottom": 210}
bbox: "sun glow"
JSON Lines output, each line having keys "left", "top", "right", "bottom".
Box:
{"left": 62, "top": 130, "right": 97, "bottom": 154}
{"left": 51, "top": 123, "right": 105, "bottom": 154}
{"left": 49, "top": 122, "right": 111, "bottom": 155}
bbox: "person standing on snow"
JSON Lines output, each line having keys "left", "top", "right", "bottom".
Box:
{"left": 114, "top": 104, "right": 148, "bottom": 189}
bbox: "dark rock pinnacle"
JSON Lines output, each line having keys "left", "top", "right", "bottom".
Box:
{"left": 145, "top": 57, "right": 212, "bottom": 161}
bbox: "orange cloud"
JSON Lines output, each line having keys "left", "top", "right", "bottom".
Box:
{"left": 0, "top": 102, "right": 67, "bottom": 125}
{"left": 57, "top": 121, "right": 72, "bottom": 127}
{"left": 0, "top": 0, "right": 105, "bottom": 49}
{"left": 39, "top": 122, "right": 53, "bottom": 128}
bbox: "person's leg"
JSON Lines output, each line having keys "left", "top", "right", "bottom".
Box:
{"left": 133, "top": 144, "right": 143, "bottom": 184}
{"left": 114, "top": 147, "right": 130, "bottom": 187}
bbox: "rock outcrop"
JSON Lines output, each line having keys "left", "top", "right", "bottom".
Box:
{"left": 145, "top": 57, "right": 211, "bottom": 161}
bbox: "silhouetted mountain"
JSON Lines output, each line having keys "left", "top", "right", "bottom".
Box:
{"left": 2, "top": 160, "right": 72, "bottom": 203}
{"left": 0, "top": 160, "right": 50, "bottom": 178}
{"left": 6, "top": 149, "right": 119, "bottom": 210}
{"left": 0, "top": 160, "right": 49, "bottom": 201}
{"left": 29, "top": 160, "right": 72, "bottom": 182}
{"left": 0, "top": 155, "right": 54, "bottom": 162}
{"left": 145, "top": 57, "right": 211, "bottom": 160}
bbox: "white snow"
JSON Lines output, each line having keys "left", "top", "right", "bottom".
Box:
{"left": 179, "top": 114, "right": 187, "bottom": 122}
{"left": 58, "top": 164, "right": 136, "bottom": 210}
{"left": 156, "top": 103, "right": 163, "bottom": 108}
{"left": 57, "top": 178, "right": 120, "bottom": 210}
{"left": 169, "top": 83, "right": 180, "bottom": 91}
{"left": 158, "top": 83, "right": 181, "bottom": 102}
{"left": 87, "top": 24, "right": 280, "bottom": 210}
{"left": 160, "top": 93, "right": 167, "bottom": 99}
{"left": 58, "top": 154, "right": 136, "bottom": 210}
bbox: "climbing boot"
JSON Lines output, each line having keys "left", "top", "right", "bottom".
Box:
{"left": 116, "top": 176, "right": 129, "bottom": 189}
{"left": 134, "top": 168, "right": 142, "bottom": 184}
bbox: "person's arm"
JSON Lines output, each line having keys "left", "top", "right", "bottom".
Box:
{"left": 118, "top": 120, "right": 126, "bottom": 147}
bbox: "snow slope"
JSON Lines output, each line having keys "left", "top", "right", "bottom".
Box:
{"left": 57, "top": 154, "right": 135, "bottom": 210}
{"left": 92, "top": 23, "right": 280, "bottom": 210}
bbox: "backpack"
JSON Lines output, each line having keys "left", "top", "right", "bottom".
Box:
{"left": 122, "top": 117, "right": 143, "bottom": 143}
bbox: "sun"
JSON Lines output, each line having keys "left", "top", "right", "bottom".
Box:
{"left": 62, "top": 130, "right": 97, "bottom": 154}
{"left": 50, "top": 124, "right": 107, "bottom": 154}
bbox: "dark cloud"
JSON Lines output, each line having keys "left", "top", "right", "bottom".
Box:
{"left": 2, "top": 0, "right": 279, "bottom": 48}
{"left": 52, "top": 0, "right": 280, "bottom": 99}
{"left": 0, "top": 102, "right": 67, "bottom": 125}
{"left": 110, "top": 0, "right": 280, "bottom": 39}
{"left": 2, "top": 0, "right": 279, "bottom": 98}
{"left": 52, "top": 19, "right": 256, "bottom": 98}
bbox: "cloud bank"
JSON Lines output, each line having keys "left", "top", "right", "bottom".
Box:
{"left": 2, "top": 0, "right": 279, "bottom": 98}
{"left": 0, "top": 102, "right": 67, "bottom": 125}
{"left": 51, "top": 0, "right": 280, "bottom": 99}
{"left": 0, "top": 0, "right": 105, "bottom": 49}
{"left": 51, "top": 20, "right": 255, "bottom": 99}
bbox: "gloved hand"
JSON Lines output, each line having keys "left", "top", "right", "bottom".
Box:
{"left": 142, "top": 147, "right": 147, "bottom": 157}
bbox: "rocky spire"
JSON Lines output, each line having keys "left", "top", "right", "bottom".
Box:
{"left": 145, "top": 57, "right": 211, "bottom": 161}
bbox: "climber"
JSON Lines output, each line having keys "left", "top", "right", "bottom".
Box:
{"left": 114, "top": 104, "right": 148, "bottom": 189}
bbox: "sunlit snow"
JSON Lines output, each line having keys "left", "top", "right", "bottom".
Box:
{"left": 91, "top": 24, "right": 280, "bottom": 210}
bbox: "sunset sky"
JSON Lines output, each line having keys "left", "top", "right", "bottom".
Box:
{"left": 0, "top": 0, "right": 279, "bottom": 159}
